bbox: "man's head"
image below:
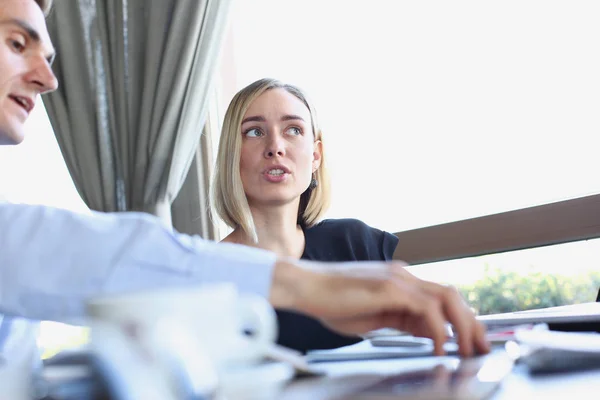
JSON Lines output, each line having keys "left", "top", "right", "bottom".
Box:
{"left": 0, "top": 0, "right": 57, "bottom": 145}
{"left": 34, "top": 0, "right": 53, "bottom": 17}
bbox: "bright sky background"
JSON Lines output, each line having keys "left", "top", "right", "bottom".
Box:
{"left": 0, "top": 102, "right": 87, "bottom": 213}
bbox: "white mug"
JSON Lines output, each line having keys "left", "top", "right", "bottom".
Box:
{"left": 85, "top": 283, "right": 277, "bottom": 399}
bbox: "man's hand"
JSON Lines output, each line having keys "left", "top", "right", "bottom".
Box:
{"left": 270, "top": 259, "right": 489, "bottom": 357}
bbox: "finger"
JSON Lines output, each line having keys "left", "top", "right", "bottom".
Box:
{"left": 420, "top": 297, "right": 448, "bottom": 356}
{"left": 442, "top": 286, "right": 475, "bottom": 357}
{"left": 474, "top": 320, "right": 490, "bottom": 354}
{"left": 411, "top": 281, "right": 478, "bottom": 357}
{"left": 385, "top": 283, "right": 448, "bottom": 355}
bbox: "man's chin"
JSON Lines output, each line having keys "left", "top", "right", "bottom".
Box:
{"left": 0, "top": 127, "right": 26, "bottom": 145}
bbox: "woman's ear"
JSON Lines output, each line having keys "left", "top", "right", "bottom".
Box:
{"left": 313, "top": 140, "right": 323, "bottom": 172}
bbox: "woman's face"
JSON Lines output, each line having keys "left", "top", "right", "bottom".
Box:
{"left": 239, "top": 88, "right": 321, "bottom": 208}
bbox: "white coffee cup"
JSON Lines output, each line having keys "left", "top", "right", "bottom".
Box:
{"left": 85, "top": 283, "right": 277, "bottom": 399}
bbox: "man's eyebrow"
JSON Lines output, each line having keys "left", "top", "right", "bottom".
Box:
{"left": 0, "top": 18, "right": 56, "bottom": 65}
{"left": 241, "top": 116, "right": 266, "bottom": 124}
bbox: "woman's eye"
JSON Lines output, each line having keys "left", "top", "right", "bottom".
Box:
{"left": 244, "top": 128, "right": 263, "bottom": 138}
{"left": 287, "top": 127, "right": 302, "bottom": 136}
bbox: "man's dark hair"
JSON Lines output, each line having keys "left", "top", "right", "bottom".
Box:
{"left": 34, "top": 0, "right": 53, "bottom": 17}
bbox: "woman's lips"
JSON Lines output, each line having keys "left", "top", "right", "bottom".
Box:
{"left": 263, "top": 170, "right": 289, "bottom": 183}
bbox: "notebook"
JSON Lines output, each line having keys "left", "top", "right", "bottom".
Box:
{"left": 306, "top": 339, "right": 460, "bottom": 363}
{"left": 478, "top": 302, "right": 600, "bottom": 329}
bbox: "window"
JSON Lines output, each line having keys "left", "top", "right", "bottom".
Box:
{"left": 0, "top": 101, "right": 89, "bottom": 358}
{"left": 219, "top": 0, "right": 600, "bottom": 313}
{"left": 0, "top": 101, "right": 87, "bottom": 213}
{"left": 406, "top": 239, "right": 600, "bottom": 315}
{"left": 222, "top": 0, "right": 600, "bottom": 232}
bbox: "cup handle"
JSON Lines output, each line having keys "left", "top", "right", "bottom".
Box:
{"left": 236, "top": 294, "right": 278, "bottom": 361}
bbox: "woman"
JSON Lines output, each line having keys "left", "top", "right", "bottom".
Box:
{"left": 212, "top": 78, "right": 399, "bottom": 353}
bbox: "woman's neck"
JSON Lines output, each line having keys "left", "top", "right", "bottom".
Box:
{"left": 223, "top": 202, "right": 305, "bottom": 259}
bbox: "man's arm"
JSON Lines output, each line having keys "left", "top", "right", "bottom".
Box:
{"left": 0, "top": 203, "right": 489, "bottom": 356}
{"left": 270, "top": 260, "right": 491, "bottom": 357}
{"left": 0, "top": 203, "right": 276, "bottom": 322}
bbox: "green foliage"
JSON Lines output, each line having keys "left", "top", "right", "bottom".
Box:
{"left": 458, "top": 265, "right": 600, "bottom": 316}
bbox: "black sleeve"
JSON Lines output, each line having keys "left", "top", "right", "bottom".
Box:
{"left": 381, "top": 229, "right": 399, "bottom": 261}
{"left": 341, "top": 218, "right": 398, "bottom": 261}
{"left": 365, "top": 223, "right": 399, "bottom": 261}
{"left": 304, "top": 218, "right": 399, "bottom": 262}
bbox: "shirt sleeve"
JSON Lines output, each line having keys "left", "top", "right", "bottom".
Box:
{"left": 345, "top": 219, "right": 399, "bottom": 261}
{"left": 0, "top": 203, "right": 276, "bottom": 323}
{"left": 380, "top": 230, "right": 399, "bottom": 261}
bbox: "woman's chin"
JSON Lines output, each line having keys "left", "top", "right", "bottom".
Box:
{"left": 248, "top": 195, "right": 302, "bottom": 208}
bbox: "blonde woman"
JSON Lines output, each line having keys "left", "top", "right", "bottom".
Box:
{"left": 212, "top": 78, "right": 400, "bottom": 352}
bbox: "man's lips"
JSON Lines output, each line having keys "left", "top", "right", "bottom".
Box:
{"left": 8, "top": 95, "right": 34, "bottom": 113}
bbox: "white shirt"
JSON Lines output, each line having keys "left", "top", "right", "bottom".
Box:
{"left": 0, "top": 195, "right": 40, "bottom": 367}
{"left": 0, "top": 203, "right": 276, "bottom": 363}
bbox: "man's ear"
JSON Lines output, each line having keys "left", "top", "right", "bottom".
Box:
{"left": 313, "top": 140, "right": 323, "bottom": 172}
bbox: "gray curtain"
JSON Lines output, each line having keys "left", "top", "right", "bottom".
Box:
{"left": 43, "top": 0, "right": 232, "bottom": 228}
{"left": 171, "top": 124, "right": 218, "bottom": 239}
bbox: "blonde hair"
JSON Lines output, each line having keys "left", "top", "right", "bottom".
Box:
{"left": 211, "top": 78, "right": 331, "bottom": 243}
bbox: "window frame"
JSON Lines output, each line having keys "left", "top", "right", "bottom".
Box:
{"left": 393, "top": 193, "right": 600, "bottom": 265}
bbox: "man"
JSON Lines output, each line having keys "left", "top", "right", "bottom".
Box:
{"left": 0, "top": 0, "right": 489, "bottom": 366}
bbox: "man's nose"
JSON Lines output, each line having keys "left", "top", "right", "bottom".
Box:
{"left": 26, "top": 57, "right": 59, "bottom": 94}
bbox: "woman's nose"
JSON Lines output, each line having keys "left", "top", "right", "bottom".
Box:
{"left": 264, "top": 135, "right": 285, "bottom": 158}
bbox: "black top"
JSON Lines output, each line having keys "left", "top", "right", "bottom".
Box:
{"left": 275, "top": 218, "right": 399, "bottom": 353}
